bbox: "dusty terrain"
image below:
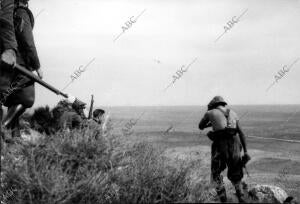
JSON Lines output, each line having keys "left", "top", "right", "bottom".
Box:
{"left": 107, "top": 105, "right": 300, "bottom": 200}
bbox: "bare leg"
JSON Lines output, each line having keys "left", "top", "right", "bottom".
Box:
{"left": 233, "top": 181, "right": 246, "bottom": 203}
{"left": 2, "top": 104, "right": 26, "bottom": 131}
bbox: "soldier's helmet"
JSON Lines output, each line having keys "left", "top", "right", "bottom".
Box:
{"left": 15, "top": 0, "right": 29, "bottom": 5}
{"left": 208, "top": 96, "right": 227, "bottom": 110}
{"left": 72, "top": 99, "right": 86, "bottom": 110}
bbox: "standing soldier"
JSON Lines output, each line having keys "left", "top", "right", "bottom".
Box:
{"left": 1, "top": 0, "right": 42, "bottom": 138}
{"left": 0, "top": 0, "right": 17, "bottom": 137}
{"left": 199, "top": 96, "right": 251, "bottom": 203}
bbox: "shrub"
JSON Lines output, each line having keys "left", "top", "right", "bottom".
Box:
{"left": 1, "top": 123, "right": 206, "bottom": 204}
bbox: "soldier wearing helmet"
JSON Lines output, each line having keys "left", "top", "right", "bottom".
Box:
{"left": 53, "top": 99, "right": 87, "bottom": 130}
{"left": 199, "top": 96, "right": 251, "bottom": 203}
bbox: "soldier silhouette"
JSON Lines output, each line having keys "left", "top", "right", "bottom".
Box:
{"left": 1, "top": 0, "right": 18, "bottom": 139}
{"left": 1, "top": 0, "right": 42, "bottom": 140}
{"left": 199, "top": 96, "right": 251, "bottom": 203}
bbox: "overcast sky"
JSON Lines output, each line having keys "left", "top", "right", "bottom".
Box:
{"left": 30, "top": 0, "right": 300, "bottom": 107}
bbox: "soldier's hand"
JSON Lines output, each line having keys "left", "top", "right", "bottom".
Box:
{"left": 1, "top": 49, "right": 16, "bottom": 67}
{"left": 36, "top": 68, "right": 43, "bottom": 79}
{"left": 244, "top": 152, "right": 251, "bottom": 162}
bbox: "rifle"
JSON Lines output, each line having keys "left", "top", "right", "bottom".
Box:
{"left": 241, "top": 154, "right": 251, "bottom": 177}
{"left": 88, "top": 94, "right": 94, "bottom": 119}
{"left": 14, "top": 64, "right": 86, "bottom": 106}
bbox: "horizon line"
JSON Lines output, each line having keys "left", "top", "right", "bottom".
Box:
{"left": 97, "top": 104, "right": 300, "bottom": 107}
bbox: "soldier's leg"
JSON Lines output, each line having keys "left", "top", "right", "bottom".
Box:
{"left": 2, "top": 104, "right": 26, "bottom": 128}
{"left": 0, "top": 63, "right": 14, "bottom": 137}
{"left": 0, "top": 104, "right": 4, "bottom": 139}
{"left": 6, "top": 79, "right": 35, "bottom": 108}
{"left": 3, "top": 79, "right": 35, "bottom": 137}
{"left": 3, "top": 104, "right": 26, "bottom": 138}
{"left": 227, "top": 136, "right": 246, "bottom": 203}
{"left": 0, "top": 104, "right": 3, "bottom": 126}
{"left": 211, "top": 141, "right": 227, "bottom": 202}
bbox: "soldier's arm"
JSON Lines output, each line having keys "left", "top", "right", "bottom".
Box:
{"left": 0, "top": 0, "right": 17, "bottom": 66}
{"left": 0, "top": 0, "right": 17, "bottom": 51}
{"left": 199, "top": 112, "right": 211, "bottom": 130}
{"left": 15, "top": 8, "right": 40, "bottom": 70}
{"left": 236, "top": 121, "right": 248, "bottom": 153}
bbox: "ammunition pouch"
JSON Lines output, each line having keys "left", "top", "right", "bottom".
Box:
{"left": 207, "top": 128, "right": 238, "bottom": 141}
{"left": 207, "top": 131, "right": 215, "bottom": 141}
{"left": 224, "top": 128, "right": 238, "bottom": 136}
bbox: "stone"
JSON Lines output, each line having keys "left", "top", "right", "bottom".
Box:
{"left": 248, "top": 184, "right": 288, "bottom": 204}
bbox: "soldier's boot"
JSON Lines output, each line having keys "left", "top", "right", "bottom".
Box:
{"left": 234, "top": 182, "right": 246, "bottom": 203}
{"left": 216, "top": 185, "right": 227, "bottom": 203}
{"left": 2, "top": 104, "right": 26, "bottom": 138}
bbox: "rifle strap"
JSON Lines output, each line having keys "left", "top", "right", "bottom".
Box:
{"left": 216, "top": 107, "right": 231, "bottom": 127}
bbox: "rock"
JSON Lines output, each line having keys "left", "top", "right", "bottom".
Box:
{"left": 249, "top": 184, "right": 288, "bottom": 204}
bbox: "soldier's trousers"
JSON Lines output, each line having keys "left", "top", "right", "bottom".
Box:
{"left": 211, "top": 133, "right": 243, "bottom": 193}
{"left": 0, "top": 62, "right": 35, "bottom": 108}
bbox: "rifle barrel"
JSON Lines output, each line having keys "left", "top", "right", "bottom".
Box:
{"left": 15, "top": 64, "right": 68, "bottom": 98}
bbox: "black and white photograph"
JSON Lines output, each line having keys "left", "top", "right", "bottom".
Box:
{"left": 0, "top": 0, "right": 299, "bottom": 203}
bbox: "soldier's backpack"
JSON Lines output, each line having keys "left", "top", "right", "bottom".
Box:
{"left": 216, "top": 107, "right": 238, "bottom": 136}
{"left": 206, "top": 108, "right": 238, "bottom": 141}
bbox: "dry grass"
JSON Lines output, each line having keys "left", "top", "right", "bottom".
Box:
{"left": 1, "top": 122, "right": 211, "bottom": 204}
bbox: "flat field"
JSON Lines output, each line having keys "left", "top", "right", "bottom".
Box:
{"left": 106, "top": 105, "right": 300, "bottom": 199}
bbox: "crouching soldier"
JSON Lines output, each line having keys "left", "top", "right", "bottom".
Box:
{"left": 54, "top": 99, "right": 87, "bottom": 130}
{"left": 1, "top": 0, "right": 43, "bottom": 139}
{"left": 85, "top": 109, "right": 110, "bottom": 137}
{"left": 199, "top": 96, "right": 251, "bottom": 203}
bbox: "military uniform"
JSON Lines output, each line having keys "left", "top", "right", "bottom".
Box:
{"left": 4, "top": 3, "right": 40, "bottom": 107}
{"left": 0, "top": 0, "right": 17, "bottom": 136}
{"left": 59, "top": 111, "right": 83, "bottom": 130}
{"left": 53, "top": 100, "right": 86, "bottom": 130}
{"left": 199, "top": 96, "right": 250, "bottom": 203}
{"left": 0, "top": 0, "right": 17, "bottom": 95}
{"left": 0, "top": 0, "right": 17, "bottom": 54}
{"left": 1, "top": 1, "right": 40, "bottom": 138}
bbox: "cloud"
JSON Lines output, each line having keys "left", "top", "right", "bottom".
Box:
{"left": 31, "top": 0, "right": 300, "bottom": 106}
